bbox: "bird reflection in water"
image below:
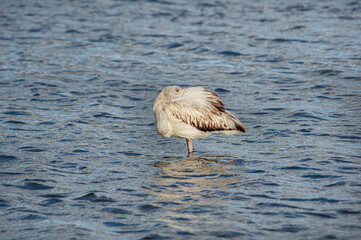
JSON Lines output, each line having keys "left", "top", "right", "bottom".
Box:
{"left": 142, "top": 156, "right": 243, "bottom": 233}
{"left": 145, "top": 155, "right": 242, "bottom": 209}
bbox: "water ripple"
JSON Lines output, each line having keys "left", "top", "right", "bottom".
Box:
{"left": 0, "top": 0, "right": 360, "bottom": 239}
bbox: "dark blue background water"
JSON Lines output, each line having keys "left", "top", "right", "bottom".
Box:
{"left": 1, "top": 0, "right": 360, "bottom": 239}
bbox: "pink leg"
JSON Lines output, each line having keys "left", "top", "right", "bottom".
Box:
{"left": 186, "top": 139, "right": 193, "bottom": 154}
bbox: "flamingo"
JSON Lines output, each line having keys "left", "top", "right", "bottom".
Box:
{"left": 153, "top": 86, "right": 246, "bottom": 155}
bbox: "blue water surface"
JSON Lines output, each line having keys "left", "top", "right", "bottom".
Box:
{"left": 0, "top": 0, "right": 360, "bottom": 239}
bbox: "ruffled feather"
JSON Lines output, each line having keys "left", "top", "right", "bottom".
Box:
{"left": 164, "top": 87, "right": 246, "bottom": 133}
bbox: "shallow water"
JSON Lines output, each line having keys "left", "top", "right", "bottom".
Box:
{"left": 1, "top": 0, "right": 360, "bottom": 239}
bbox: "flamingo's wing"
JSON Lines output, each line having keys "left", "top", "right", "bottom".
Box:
{"left": 165, "top": 87, "right": 246, "bottom": 133}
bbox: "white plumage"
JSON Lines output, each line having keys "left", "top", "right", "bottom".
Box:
{"left": 153, "top": 86, "right": 246, "bottom": 154}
